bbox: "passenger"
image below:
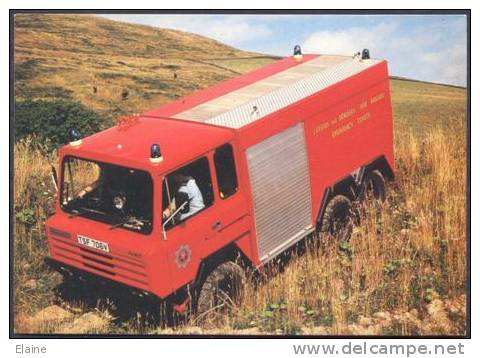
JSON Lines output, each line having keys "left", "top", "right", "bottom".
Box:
{"left": 163, "top": 172, "right": 205, "bottom": 221}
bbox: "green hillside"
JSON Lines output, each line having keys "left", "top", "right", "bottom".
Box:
{"left": 14, "top": 14, "right": 277, "bottom": 120}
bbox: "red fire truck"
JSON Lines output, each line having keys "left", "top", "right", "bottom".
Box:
{"left": 45, "top": 49, "right": 394, "bottom": 315}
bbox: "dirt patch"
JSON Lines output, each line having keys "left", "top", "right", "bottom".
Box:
{"left": 326, "top": 295, "right": 465, "bottom": 336}
{"left": 16, "top": 295, "right": 465, "bottom": 335}
{"left": 154, "top": 295, "right": 466, "bottom": 336}
{"left": 15, "top": 305, "right": 74, "bottom": 333}
{"left": 15, "top": 305, "right": 113, "bottom": 334}
{"left": 57, "top": 312, "right": 112, "bottom": 334}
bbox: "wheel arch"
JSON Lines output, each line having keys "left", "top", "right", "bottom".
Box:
{"left": 193, "top": 242, "right": 251, "bottom": 291}
{"left": 168, "top": 242, "right": 251, "bottom": 306}
{"left": 315, "top": 155, "right": 394, "bottom": 230}
{"left": 365, "top": 155, "right": 394, "bottom": 182}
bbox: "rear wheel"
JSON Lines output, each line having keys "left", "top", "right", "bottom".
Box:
{"left": 319, "top": 194, "right": 353, "bottom": 244}
{"left": 196, "top": 261, "right": 246, "bottom": 317}
{"left": 362, "top": 170, "right": 386, "bottom": 203}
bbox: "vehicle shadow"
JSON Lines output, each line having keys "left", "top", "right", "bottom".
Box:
{"left": 52, "top": 278, "right": 165, "bottom": 330}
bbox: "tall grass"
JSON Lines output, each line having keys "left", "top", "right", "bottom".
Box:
{"left": 223, "top": 123, "right": 466, "bottom": 335}
{"left": 13, "top": 137, "right": 58, "bottom": 318}
{"left": 13, "top": 121, "right": 466, "bottom": 335}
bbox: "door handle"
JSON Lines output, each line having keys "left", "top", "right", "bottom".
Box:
{"left": 212, "top": 221, "right": 222, "bottom": 231}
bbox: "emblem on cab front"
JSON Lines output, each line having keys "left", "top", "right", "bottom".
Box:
{"left": 175, "top": 244, "right": 192, "bottom": 268}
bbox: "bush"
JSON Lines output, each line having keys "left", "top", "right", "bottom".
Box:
{"left": 15, "top": 59, "right": 41, "bottom": 81}
{"left": 14, "top": 100, "right": 102, "bottom": 149}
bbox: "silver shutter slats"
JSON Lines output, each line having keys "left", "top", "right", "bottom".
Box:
{"left": 246, "top": 123, "right": 313, "bottom": 262}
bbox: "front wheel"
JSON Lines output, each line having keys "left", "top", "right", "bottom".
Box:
{"left": 196, "top": 261, "right": 246, "bottom": 317}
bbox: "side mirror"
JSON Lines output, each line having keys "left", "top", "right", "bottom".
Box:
{"left": 50, "top": 165, "right": 58, "bottom": 192}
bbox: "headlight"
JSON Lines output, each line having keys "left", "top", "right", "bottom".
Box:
{"left": 113, "top": 196, "right": 126, "bottom": 210}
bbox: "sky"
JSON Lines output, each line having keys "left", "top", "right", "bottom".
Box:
{"left": 100, "top": 14, "right": 467, "bottom": 87}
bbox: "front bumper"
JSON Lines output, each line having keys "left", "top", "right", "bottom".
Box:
{"left": 44, "top": 257, "right": 157, "bottom": 300}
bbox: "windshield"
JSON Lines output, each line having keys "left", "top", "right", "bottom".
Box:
{"left": 61, "top": 156, "right": 153, "bottom": 234}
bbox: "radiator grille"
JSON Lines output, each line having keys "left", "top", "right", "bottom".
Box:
{"left": 48, "top": 232, "right": 148, "bottom": 289}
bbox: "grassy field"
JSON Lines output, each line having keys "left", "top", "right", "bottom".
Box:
{"left": 14, "top": 14, "right": 267, "bottom": 120}
{"left": 13, "top": 14, "right": 467, "bottom": 335}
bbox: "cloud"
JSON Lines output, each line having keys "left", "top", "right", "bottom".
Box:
{"left": 301, "top": 21, "right": 467, "bottom": 86}
{"left": 303, "top": 22, "right": 398, "bottom": 56}
{"left": 100, "top": 14, "right": 467, "bottom": 86}
{"left": 194, "top": 16, "right": 272, "bottom": 44}
{"left": 101, "top": 15, "right": 272, "bottom": 45}
{"left": 418, "top": 44, "right": 466, "bottom": 86}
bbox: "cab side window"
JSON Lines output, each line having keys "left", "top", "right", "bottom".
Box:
{"left": 162, "top": 157, "right": 213, "bottom": 229}
{"left": 214, "top": 144, "right": 238, "bottom": 199}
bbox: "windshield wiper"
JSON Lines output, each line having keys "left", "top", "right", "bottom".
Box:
{"left": 109, "top": 216, "right": 134, "bottom": 230}
{"left": 68, "top": 206, "right": 104, "bottom": 218}
{"left": 109, "top": 216, "right": 147, "bottom": 230}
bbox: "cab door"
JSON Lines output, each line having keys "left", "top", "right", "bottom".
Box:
{"left": 161, "top": 145, "right": 249, "bottom": 292}
{"left": 161, "top": 156, "right": 217, "bottom": 291}
{"left": 205, "top": 143, "right": 250, "bottom": 254}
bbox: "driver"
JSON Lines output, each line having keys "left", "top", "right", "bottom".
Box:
{"left": 77, "top": 169, "right": 104, "bottom": 199}
{"left": 77, "top": 164, "right": 121, "bottom": 199}
{"left": 163, "top": 172, "right": 205, "bottom": 221}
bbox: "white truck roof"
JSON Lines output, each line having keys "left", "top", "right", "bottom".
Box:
{"left": 172, "top": 55, "right": 382, "bottom": 129}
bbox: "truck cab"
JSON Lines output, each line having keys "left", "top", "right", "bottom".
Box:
{"left": 46, "top": 115, "right": 251, "bottom": 306}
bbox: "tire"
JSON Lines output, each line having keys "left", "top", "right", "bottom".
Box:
{"left": 320, "top": 194, "right": 353, "bottom": 243}
{"left": 363, "top": 170, "right": 386, "bottom": 203}
{"left": 196, "top": 261, "right": 246, "bottom": 316}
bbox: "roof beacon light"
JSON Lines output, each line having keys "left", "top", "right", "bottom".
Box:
{"left": 68, "top": 128, "right": 82, "bottom": 147}
{"left": 293, "top": 45, "right": 303, "bottom": 61}
{"left": 361, "top": 49, "right": 370, "bottom": 60}
{"left": 150, "top": 143, "right": 163, "bottom": 164}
